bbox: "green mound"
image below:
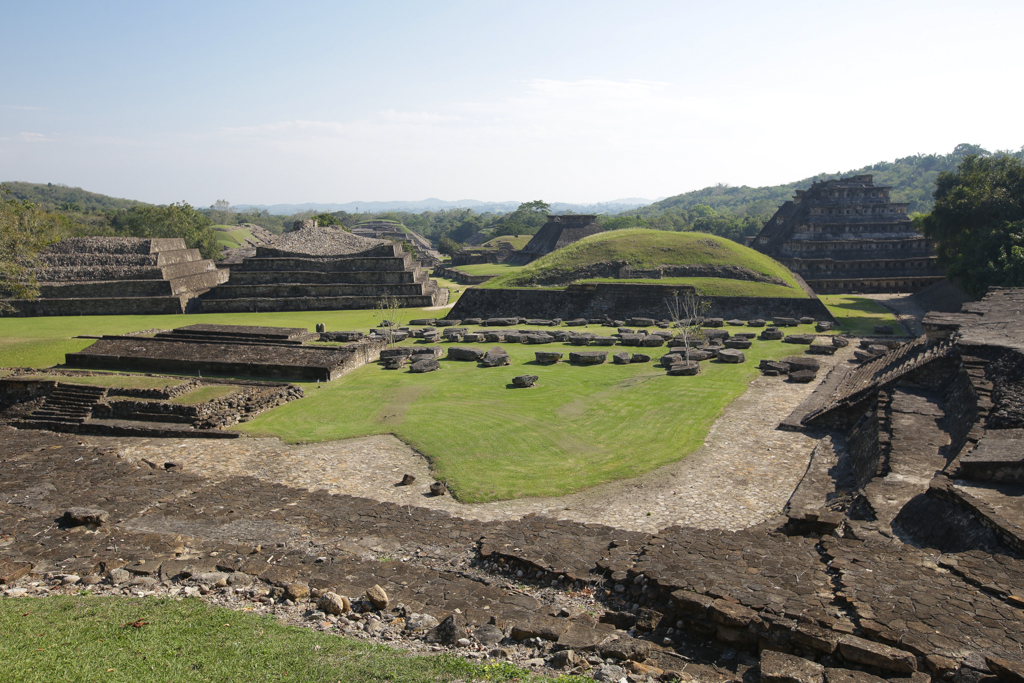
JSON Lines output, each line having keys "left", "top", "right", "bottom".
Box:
{"left": 214, "top": 225, "right": 257, "bottom": 250}
{"left": 480, "top": 228, "right": 805, "bottom": 296}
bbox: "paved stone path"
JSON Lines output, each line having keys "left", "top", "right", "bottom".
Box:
{"left": 863, "top": 293, "right": 927, "bottom": 337}
{"left": 84, "top": 346, "right": 855, "bottom": 533}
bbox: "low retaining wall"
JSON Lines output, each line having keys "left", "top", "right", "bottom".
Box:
{"left": 433, "top": 266, "right": 495, "bottom": 285}
{"left": 449, "top": 284, "right": 835, "bottom": 322}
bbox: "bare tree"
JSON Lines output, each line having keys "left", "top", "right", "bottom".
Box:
{"left": 374, "top": 294, "right": 402, "bottom": 348}
{"left": 666, "top": 290, "right": 710, "bottom": 365}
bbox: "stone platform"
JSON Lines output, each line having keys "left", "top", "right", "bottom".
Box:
{"left": 65, "top": 324, "right": 384, "bottom": 382}
{"left": 199, "top": 227, "right": 449, "bottom": 312}
{"left": 4, "top": 237, "right": 227, "bottom": 316}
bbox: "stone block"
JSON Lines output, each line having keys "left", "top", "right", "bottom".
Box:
{"left": 800, "top": 317, "right": 815, "bottom": 325}
{"left": 716, "top": 348, "right": 745, "bottom": 363}
{"left": 598, "top": 635, "right": 652, "bottom": 661}
{"left": 569, "top": 351, "right": 606, "bottom": 365}
{"left": 612, "top": 352, "right": 631, "bottom": 365}
{"left": 724, "top": 338, "right": 752, "bottom": 349}
{"left": 630, "top": 353, "right": 651, "bottom": 363}
{"left": 708, "top": 598, "right": 758, "bottom": 628}
{"left": 447, "top": 346, "right": 485, "bottom": 361}
{"left": 823, "top": 669, "right": 885, "bottom": 683}
{"left": 837, "top": 635, "right": 916, "bottom": 673}
{"left": 534, "top": 351, "right": 562, "bottom": 364}
{"left": 591, "top": 336, "right": 617, "bottom": 346}
{"left": 748, "top": 319, "right": 767, "bottom": 327}
{"left": 784, "top": 334, "right": 816, "bottom": 345}
{"left": 380, "top": 347, "right": 415, "bottom": 359}
{"left": 513, "top": 375, "right": 538, "bottom": 387}
{"left": 831, "top": 336, "right": 849, "bottom": 348}
{"left": 775, "top": 317, "right": 800, "bottom": 327}
{"left": 788, "top": 369, "right": 818, "bottom": 383}
{"left": 479, "top": 347, "right": 511, "bottom": 367}
{"left": 706, "top": 318, "right": 724, "bottom": 327}
{"left": 410, "top": 359, "right": 439, "bottom": 373}
{"left": 0, "top": 560, "right": 33, "bottom": 585}
{"left": 760, "top": 360, "right": 790, "bottom": 375}
{"left": 984, "top": 655, "right": 1024, "bottom": 683}
{"left": 816, "top": 321, "right": 834, "bottom": 332}
{"left": 792, "top": 622, "right": 841, "bottom": 654}
{"left": 63, "top": 507, "right": 109, "bottom": 526}
{"left": 761, "top": 328, "right": 785, "bottom": 340}
{"left": 639, "top": 336, "right": 665, "bottom": 347}
{"left": 510, "top": 613, "right": 570, "bottom": 641}
{"left": 761, "top": 650, "right": 824, "bottom": 683}
{"left": 628, "top": 317, "right": 655, "bottom": 327}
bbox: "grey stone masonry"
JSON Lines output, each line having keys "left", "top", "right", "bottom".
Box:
{"left": 752, "top": 175, "right": 944, "bottom": 294}
{"left": 199, "top": 233, "right": 448, "bottom": 313}
{"left": 5, "top": 237, "right": 227, "bottom": 316}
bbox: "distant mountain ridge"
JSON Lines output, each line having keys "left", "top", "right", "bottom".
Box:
{"left": 2, "top": 181, "right": 147, "bottom": 212}
{"left": 234, "top": 198, "right": 659, "bottom": 215}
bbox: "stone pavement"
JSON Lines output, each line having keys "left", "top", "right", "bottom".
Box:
{"left": 82, "top": 345, "right": 856, "bottom": 533}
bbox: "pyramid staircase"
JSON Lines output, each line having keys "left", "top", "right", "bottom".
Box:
{"left": 200, "top": 242, "right": 448, "bottom": 312}
{"left": 13, "top": 383, "right": 107, "bottom": 432}
{"left": 5, "top": 237, "right": 227, "bottom": 316}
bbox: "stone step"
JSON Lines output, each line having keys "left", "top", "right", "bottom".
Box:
{"left": 8, "top": 296, "right": 189, "bottom": 317}
{"left": 203, "top": 282, "right": 430, "bottom": 299}
{"left": 229, "top": 256, "right": 415, "bottom": 274}
{"left": 199, "top": 294, "right": 440, "bottom": 313}
{"left": 224, "top": 269, "right": 425, "bottom": 286}
{"left": 79, "top": 419, "right": 241, "bottom": 439}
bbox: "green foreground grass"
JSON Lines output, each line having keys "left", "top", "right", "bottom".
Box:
{"left": 0, "top": 596, "right": 571, "bottom": 683}
{"left": 819, "top": 295, "right": 907, "bottom": 336}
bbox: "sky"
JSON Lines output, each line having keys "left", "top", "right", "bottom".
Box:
{"left": 2, "top": 0, "right": 1023, "bottom": 207}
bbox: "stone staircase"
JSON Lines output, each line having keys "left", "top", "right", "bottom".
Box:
{"left": 14, "top": 383, "right": 107, "bottom": 432}
{"left": 200, "top": 242, "right": 448, "bottom": 313}
{"left": 4, "top": 237, "right": 227, "bottom": 316}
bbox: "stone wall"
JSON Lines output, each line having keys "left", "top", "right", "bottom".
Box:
{"left": 432, "top": 266, "right": 495, "bottom": 285}
{"left": 449, "top": 284, "right": 835, "bottom": 322}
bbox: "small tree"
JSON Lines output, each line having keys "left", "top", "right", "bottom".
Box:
{"left": 666, "top": 290, "right": 710, "bottom": 365}
{"left": 374, "top": 294, "right": 402, "bottom": 347}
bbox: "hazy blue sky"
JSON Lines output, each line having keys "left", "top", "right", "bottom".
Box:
{"left": 2, "top": 0, "right": 1022, "bottom": 206}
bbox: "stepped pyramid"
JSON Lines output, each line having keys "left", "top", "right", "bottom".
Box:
{"left": 508, "top": 215, "right": 603, "bottom": 265}
{"left": 199, "top": 225, "right": 449, "bottom": 312}
{"left": 7, "top": 237, "right": 227, "bottom": 316}
{"left": 752, "top": 175, "right": 944, "bottom": 293}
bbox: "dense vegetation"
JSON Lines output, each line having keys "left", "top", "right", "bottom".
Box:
{"left": 922, "top": 154, "right": 1024, "bottom": 297}
{"left": 0, "top": 189, "right": 73, "bottom": 311}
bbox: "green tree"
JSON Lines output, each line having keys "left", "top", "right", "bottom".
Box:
{"left": 494, "top": 200, "right": 550, "bottom": 236}
{"left": 0, "top": 187, "right": 71, "bottom": 312}
{"left": 437, "top": 236, "right": 461, "bottom": 256}
{"left": 923, "top": 154, "right": 1024, "bottom": 297}
{"left": 310, "top": 212, "right": 350, "bottom": 230}
{"left": 111, "top": 202, "right": 219, "bottom": 259}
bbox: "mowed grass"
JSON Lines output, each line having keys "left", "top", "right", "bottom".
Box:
{"left": 240, "top": 325, "right": 828, "bottom": 502}
{"left": 820, "top": 295, "right": 907, "bottom": 336}
{"left": 574, "top": 277, "right": 808, "bottom": 298}
{"left": 0, "top": 596, "right": 566, "bottom": 683}
{"left": 481, "top": 229, "right": 803, "bottom": 291}
{"left": 452, "top": 263, "right": 526, "bottom": 277}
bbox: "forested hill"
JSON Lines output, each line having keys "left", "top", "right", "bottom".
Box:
{"left": 2, "top": 182, "right": 147, "bottom": 213}
{"left": 627, "top": 144, "right": 1024, "bottom": 219}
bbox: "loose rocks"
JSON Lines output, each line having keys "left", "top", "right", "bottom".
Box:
{"left": 429, "top": 481, "right": 448, "bottom": 496}
{"left": 366, "top": 584, "right": 389, "bottom": 610}
{"left": 317, "top": 592, "right": 351, "bottom": 615}
{"left": 761, "top": 327, "right": 785, "bottom": 340}
{"left": 612, "top": 352, "right": 631, "bottom": 365}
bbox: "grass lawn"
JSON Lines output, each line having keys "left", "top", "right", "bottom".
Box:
{"left": 574, "top": 277, "right": 808, "bottom": 298}
{"left": 0, "top": 595, "right": 569, "bottom": 683}
{"left": 171, "top": 385, "right": 239, "bottom": 404}
{"left": 453, "top": 263, "right": 526, "bottom": 277}
{"left": 239, "top": 323, "right": 829, "bottom": 502}
{"left": 820, "top": 295, "right": 906, "bottom": 336}
{"left": 428, "top": 275, "right": 463, "bottom": 303}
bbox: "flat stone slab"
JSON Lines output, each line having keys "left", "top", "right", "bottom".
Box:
{"left": 534, "top": 352, "right": 563, "bottom": 364}
{"left": 667, "top": 361, "right": 701, "bottom": 375}
{"left": 409, "top": 359, "right": 439, "bottom": 373}
{"left": 612, "top": 352, "right": 631, "bottom": 365}
{"left": 784, "top": 334, "right": 816, "bottom": 345}
{"left": 760, "top": 650, "right": 824, "bottom": 683}
{"left": 960, "top": 429, "right": 1024, "bottom": 483}
{"left": 630, "top": 353, "right": 651, "bottom": 363}
{"left": 479, "top": 347, "right": 511, "bottom": 367}
{"left": 569, "top": 351, "right": 607, "bottom": 365}
{"left": 447, "top": 346, "right": 485, "bottom": 361}
{"left": 716, "top": 349, "right": 745, "bottom": 363}
{"left": 761, "top": 329, "right": 785, "bottom": 340}
{"left": 724, "top": 339, "right": 752, "bottom": 349}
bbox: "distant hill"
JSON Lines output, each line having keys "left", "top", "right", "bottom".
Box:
{"left": 235, "top": 198, "right": 658, "bottom": 216}
{"left": 626, "top": 143, "right": 1024, "bottom": 220}
{"left": 1, "top": 181, "right": 146, "bottom": 213}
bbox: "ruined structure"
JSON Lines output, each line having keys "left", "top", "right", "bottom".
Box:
{"left": 65, "top": 323, "right": 386, "bottom": 382}
{"left": 350, "top": 220, "right": 442, "bottom": 266}
{"left": 200, "top": 226, "right": 448, "bottom": 312}
{"left": 752, "top": 175, "right": 944, "bottom": 293}
{"left": 508, "top": 215, "right": 603, "bottom": 265}
{"left": 4, "top": 237, "right": 227, "bottom": 316}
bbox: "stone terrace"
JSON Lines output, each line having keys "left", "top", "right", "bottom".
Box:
{"left": 4, "top": 236, "right": 227, "bottom": 316}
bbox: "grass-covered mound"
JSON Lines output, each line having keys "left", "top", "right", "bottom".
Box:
{"left": 479, "top": 229, "right": 806, "bottom": 297}
{"left": 479, "top": 234, "right": 532, "bottom": 249}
